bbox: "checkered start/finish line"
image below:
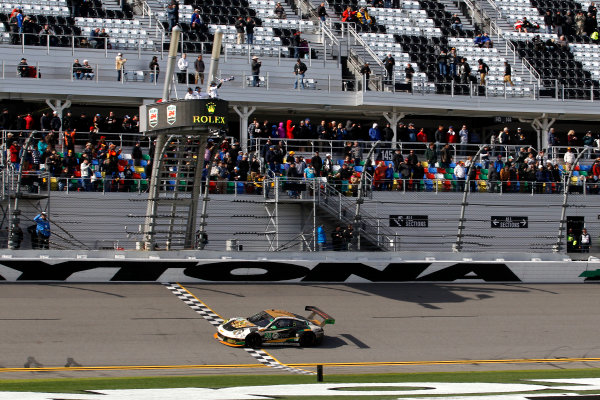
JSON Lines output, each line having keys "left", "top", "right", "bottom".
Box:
{"left": 163, "top": 283, "right": 315, "bottom": 375}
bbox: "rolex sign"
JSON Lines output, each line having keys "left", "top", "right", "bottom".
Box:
{"left": 140, "top": 99, "right": 228, "bottom": 132}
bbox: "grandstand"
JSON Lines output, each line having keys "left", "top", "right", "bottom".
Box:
{"left": 1, "top": 0, "right": 600, "bottom": 255}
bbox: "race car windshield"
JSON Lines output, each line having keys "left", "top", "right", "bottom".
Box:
{"left": 247, "top": 311, "right": 272, "bottom": 327}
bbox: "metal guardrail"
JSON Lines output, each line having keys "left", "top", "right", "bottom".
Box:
{"left": 296, "top": 0, "right": 319, "bottom": 20}
{"left": 316, "top": 176, "right": 400, "bottom": 250}
{"left": 346, "top": 24, "right": 386, "bottom": 72}
{"left": 4, "top": 173, "right": 599, "bottom": 196}
{"left": 504, "top": 39, "right": 541, "bottom": 84}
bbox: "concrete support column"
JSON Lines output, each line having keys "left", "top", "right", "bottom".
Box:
{"left": 45, "top": 98, "right": 71, "bottom": 133}
{"left": 233, "top": 105, "right": 256, "bottom": 153}
{"left": 383, "top": 111, "right": 405, "bottom": 144}
{"left": 531, "top": 116, "right": 555, "bottom": 153}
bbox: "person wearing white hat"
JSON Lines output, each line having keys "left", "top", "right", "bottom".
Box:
{"left": 251, "top": 55, "right": 261, "bottom": 87}
{"left": 82, "top": 60, "right": 94, "bottom": 80}
{"left": 33, "top": 212, "right": 51, "bottom": 249}
{"left": 115, "top": 53, "right": 127, "bottom": 81}
{"left": 369, "top": 122, "right": 381, "bottom": 141}
{"left": 323, "top": 153, "right": 333, "bottom": 176}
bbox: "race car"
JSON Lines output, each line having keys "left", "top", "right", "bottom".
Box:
{"left": 214, "top": 306, "right": 335, "bottom": 348}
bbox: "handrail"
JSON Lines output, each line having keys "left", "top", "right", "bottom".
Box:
{"left": 134, "top": 0, "right": 165, "bottom": 56}
{"left": 295, "top": 0, "right": 319, "bottom": 20}
{"left": 320, "top": 21, "right": 340, "bottom": 47}
{"left": 317, "top": 178, "right": 397, "bottom": 250}
{"left": 504, "top": 38, "right": 541, "bottom": 84}
{"left": 486, "top": 0, "right": 503, "bottom": 19}
{"left": 12, "top": 32, "right": 160, "bottom": 55}
{"left": 137, "top": 0, "right": 165, "bottom": 36}
{"left": 463, "top": 0, "right": 541, "bottom": 86}
{"left": 346, "top": 24, "right": 385, "bottom": 71}
{"left": 460, "top": 0, "right": 482, "bottom": 25}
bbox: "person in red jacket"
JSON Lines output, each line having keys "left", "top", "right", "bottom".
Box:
{"left": 9, "top": 141, "right": 20, "bottom": 169}
{"left": 417, "top": 128, "right": 427, "bottom": 143}
{"left": 447, "top": 126, "right": 458, "bottom": 143}
{"left": 24, "top": 113, "right": 33, "bottom": 129}
{"left": 591, "top": 159, "right": 600, "bottom": 194}
{"left": 373, "top": 161, "right": 386, "bottom": 191}
{"left": 285, "top": 119, "right": 294, "bottom": 139}
{"left": 342, "top": 6, "right": 356, "bottom": 22}
{"left": 592, "top": 159, "right": 600, "bottom": 177}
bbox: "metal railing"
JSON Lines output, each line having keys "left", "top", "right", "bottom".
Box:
{"left": 296, "top": 0, "right": 319, "bottom": 20}
{"left": 4, "top": 171, "right": 599, "bottom": 196}
{"left": 262, "top": 176, "right": 398, "bottom": 250}
{"left": 346, "top": 24, "right": 386, "bottom": 72}
{"left": 504, "top": 39, "right": 541, "bottom": 84}
{"left": 485, "top": 0, "right": 504, "bottom": 19}
{"left": 7, "top": 33, "right": 159, "bottom": 57}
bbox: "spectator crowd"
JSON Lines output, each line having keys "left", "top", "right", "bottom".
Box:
{"left": 3, "top": 107, "right": 600, "bottom": 196}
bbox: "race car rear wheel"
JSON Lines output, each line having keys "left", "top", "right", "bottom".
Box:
{"left": 299, "top": 331, "right": 316, "bottom": 347}
{"left": 245, "top": 333, "right": 262, "bottom": 349}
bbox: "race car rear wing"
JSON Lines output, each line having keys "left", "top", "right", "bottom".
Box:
{"left": 305, "top": 306, "right": 335, "bottom": 326}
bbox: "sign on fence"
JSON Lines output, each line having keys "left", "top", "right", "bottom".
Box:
{"left": 389, "top": 215, "right": 429, "bottom": 227}
{"left": 491, "top": 216, "right": 528, "bottom": 228}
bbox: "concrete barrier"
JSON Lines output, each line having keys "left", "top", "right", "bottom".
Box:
{"left": 0, "top": 251, "right": 597, "bottom": 283}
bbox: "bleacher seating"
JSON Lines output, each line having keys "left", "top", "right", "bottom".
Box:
{"left": 154, "top": 1, "right": 316, "bottom": 56}
{"left": 509, "top": 37, "right": 600, "bottom": 99}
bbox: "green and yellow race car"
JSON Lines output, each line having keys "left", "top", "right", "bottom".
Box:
{"left": 214, "top": 306, "right": 335, "bottom": 348}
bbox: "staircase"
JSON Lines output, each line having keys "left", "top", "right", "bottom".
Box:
{"left": 475, "top": 0, "right": 543, "bottom": 84}
{"left": 438, "top": 0, "right": 479, "bottom": 31}
{"left": 135, "top": 14, "right": 165, "bottom": 49}
{"left": 101, "top": 0, "right": 124, "bottom": 12}
{"left": 144, "top": 135, "right": 206, "bottom": 250}
{"left": 264, "top": 176, "right": 397, "bottom": 251}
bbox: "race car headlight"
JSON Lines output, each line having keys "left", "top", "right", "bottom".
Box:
{"left": 233, "top": 330, "right": 243, "bottom": 336}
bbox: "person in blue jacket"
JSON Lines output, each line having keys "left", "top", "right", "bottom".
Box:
{"left": 369, "top": 123, "right": 381, "bottom": 141}
{"left": 33, "top": 212, "right": 51, "bottom": 249}
{"left": 316, "top": 224, "right": 326, "bottom": 251}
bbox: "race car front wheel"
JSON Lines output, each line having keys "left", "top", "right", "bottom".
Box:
{"left": 299, "top": 332, "right": 316, "bottom": 347}
{"left": 245, "top": 333, "right": 262, "bottom": 349}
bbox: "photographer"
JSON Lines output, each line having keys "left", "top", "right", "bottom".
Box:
{"left": 251, "top": 56, "right": 261, "bottom": 87}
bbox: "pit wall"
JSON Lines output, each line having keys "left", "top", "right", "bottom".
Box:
{"left": 0, "top": 251, "right": 598, "bottom": 283}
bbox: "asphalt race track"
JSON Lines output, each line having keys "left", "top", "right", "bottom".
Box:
{"left": 2, "top": 283, "right": 600, "bottom": 378}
